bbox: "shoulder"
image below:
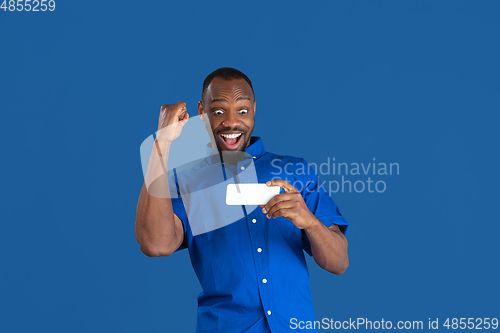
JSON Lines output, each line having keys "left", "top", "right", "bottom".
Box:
{"left": 172, "top": 156, "right": 219, "bottom": 184}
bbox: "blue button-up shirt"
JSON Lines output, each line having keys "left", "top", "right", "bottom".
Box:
{"left": 170, "top": 137, "right": 348, "bottom": 333}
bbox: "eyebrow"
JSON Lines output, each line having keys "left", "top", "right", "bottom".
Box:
{"left": 211, "top": 97, "right": 251, "bottom": 103}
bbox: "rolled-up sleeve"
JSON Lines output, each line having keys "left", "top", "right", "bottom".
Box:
{"left": 170, "top": 168, "right": 188, "bottom": 252}
{"left": 300, "top": 161, "right": 348, "bottom": 256}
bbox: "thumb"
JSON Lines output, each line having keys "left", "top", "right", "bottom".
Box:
{"left": 179, "top": 112, "right": 189, "bottom": 126}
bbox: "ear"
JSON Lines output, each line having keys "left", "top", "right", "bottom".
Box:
{"left": 198, "top": 101, "right": 205, "bottom": 121}
{"left": 253, "top": 100, "right": 256, "bottom": 116}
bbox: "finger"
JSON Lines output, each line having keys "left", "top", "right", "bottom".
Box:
{"left": 158, "top": 108, "right": 167, "bottom": 129}
{"left": 175, "top": 100, "right": 187, "bottom": 108}
{"left": 179, "top": 112, "right": 189, "bottom": 126}
{"left": 178, "top": 107, "right": 187, "bottom": 121}
{"left": 263, "top": 193, "right": 286, "bottom": 213}
{"left": 159, "top": 105, "right": 172, "bottom": 129}
{"left": 159, "top": 105, "right": 167, "bottom": 121}
{"left": 174, "top": 101, "right": 187, "bottom": 120}
{"left": 178, "top": 111, "right": 186, "bottom": 121}
{"left": 266, "top": 179, "right": 298, "bottom": 193}
{"left": 160, "top": 102, "right": 187, "bottom": 118}
{"left": 270, "top": 207, "right": 295, "bottom": 220}
{"left": 266, "top": 200, "right": 294, "bottom": 219}
{"left": 262, "top": 193, "right": 294, "bottom": 214}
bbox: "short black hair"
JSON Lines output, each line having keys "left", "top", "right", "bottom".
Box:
{"left": 201, "top": 67, "right": 254, "bottom": 101}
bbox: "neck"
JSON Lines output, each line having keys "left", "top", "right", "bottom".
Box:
{"left": 219, "top": 150, "right": 248, "bottom": 165}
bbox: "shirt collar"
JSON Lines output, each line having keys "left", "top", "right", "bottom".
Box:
{"left": 205, "top": 136, "right": 266, "bottom": 161}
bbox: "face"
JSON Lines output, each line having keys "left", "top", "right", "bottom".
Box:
{"left": 198, "top": 77, "right": 256, "bottom": 152}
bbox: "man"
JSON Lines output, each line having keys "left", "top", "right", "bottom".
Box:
{"left": 135, "top": 67, "right": 349, "bottom": 333}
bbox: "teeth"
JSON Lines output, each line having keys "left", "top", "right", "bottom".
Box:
{"left": 221, "top": 133, "right": 242, "bottom": 139}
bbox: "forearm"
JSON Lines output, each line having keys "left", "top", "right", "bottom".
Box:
{"left": 135, "top": 142, "right": 180, "bottom": 256}
{"left": 304, "top": 219, "right": 349, "bottom": 275}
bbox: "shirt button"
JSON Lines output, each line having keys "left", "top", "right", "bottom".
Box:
{"left": 240, "top": 166, "right": 245, "bottom": 170}
{"left": 252, "top": 219, "right": 257, "bottom": 223}
{"left": 257, "top": 248, "right": 262, "bottom": 253}
{"left": 262, "top": 278, "right": 267, "bottom": 283}
{"left": 267, "top": 310, "right": 272, "bottom": 315}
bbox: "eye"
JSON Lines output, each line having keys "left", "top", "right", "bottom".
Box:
{"left": 239, "top": 109, "right": 248, "bottom": 114}
{"left": 213, "top": 109, "right": 224, "bottom": 115}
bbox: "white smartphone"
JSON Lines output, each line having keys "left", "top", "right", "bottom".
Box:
{"left": 226, "top": 183, "right": 281, "bottom": 205}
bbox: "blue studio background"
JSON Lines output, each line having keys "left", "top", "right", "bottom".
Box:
{"left": 1, "top": 1, "right": 499, "bottom": 332}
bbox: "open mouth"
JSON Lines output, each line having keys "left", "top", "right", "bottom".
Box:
{"left": 219, "top": 132, "right": 243, "bottom": 150}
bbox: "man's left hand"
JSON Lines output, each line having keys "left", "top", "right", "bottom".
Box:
{"left": 259, "top": 179, "right": 318, "bottom": 230}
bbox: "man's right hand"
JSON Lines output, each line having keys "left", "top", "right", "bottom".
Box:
{"left": 156, "top": 101, "right": 189, "bottom": 143}
{"left": 136, "top": 100, "right": 188, "bottom": 255}
{"left": 144, "top": 101, "right": 188, "bottom": 194}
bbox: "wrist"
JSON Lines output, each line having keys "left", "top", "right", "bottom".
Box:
{"left": 303, "top": 215, "right": 322, "bottom": 232}
{"left": 154, "top": 137, "right": 172, "bottom": 156}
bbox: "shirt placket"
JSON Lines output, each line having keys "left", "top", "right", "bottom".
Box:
{"left": 237, "top": 159, "right": 278, "bottom": 331}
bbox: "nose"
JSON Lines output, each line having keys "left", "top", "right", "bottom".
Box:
{"left": 222, "top": 111, "right": 240, "bottom": 129}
